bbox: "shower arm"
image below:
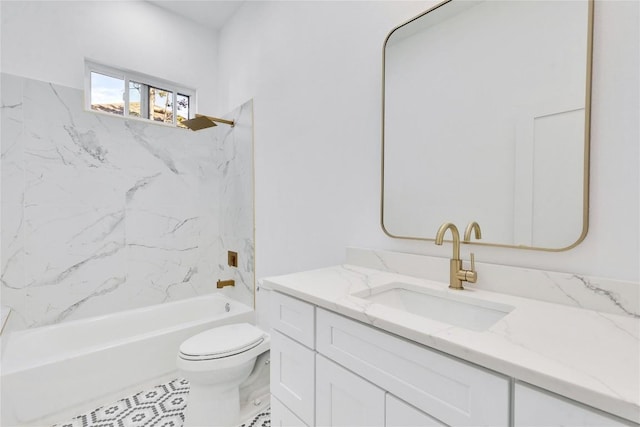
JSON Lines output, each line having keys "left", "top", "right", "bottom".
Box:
{"left": 196, "top": 114, "right": 235, "bottom": 127}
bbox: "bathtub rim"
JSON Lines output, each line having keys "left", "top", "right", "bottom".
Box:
{"left": 1, "top": 293, "right": 253, "bottom": 375}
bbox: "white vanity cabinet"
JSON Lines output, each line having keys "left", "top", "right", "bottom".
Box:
{"left": 269, "top": 291, "right": 635, "bottom": 427}
{"left": 269, "top": 291, "right": 509, "bottom": 427}
{"left": 270, "top": 293, "right": 316, "bottom": 426}
{"left": 514, "top": 382, "right": 634, "bottom": 427}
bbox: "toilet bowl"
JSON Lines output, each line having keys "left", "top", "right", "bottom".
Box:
{"left": 177, "top": 323, "right": 270, "bottom": 427}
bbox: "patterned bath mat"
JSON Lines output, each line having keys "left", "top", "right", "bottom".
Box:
{"left": 52, "top": 378, "right": 270, "bottom": 427}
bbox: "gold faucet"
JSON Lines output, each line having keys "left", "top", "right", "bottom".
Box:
{"left": 435, "top": 222, "right": 478, "bottom": 290}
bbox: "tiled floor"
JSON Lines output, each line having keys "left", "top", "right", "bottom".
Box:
{"left": 52, "top": 378, "right": 270, "bottom": 427}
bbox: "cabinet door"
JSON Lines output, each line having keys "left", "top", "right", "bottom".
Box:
{"left": 514, "top": 382, "right": 632, "bottom": 426}
{"left": 271, "top": 330, "right": 315, "bottom": 426}
{"left": 386, "top": 394, "right": 447, "bottom": 427}
{"left": 271, "top": 396, "right": 309, "bottom": 427}
{"left": 316, "top": 354, "right": 385, "bottom": 427}
{"left": 316, "top": 308, "right": 509, "bottom": 426}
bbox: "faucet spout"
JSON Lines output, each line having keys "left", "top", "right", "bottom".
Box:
{"left": 435, "top": 222, "right": 461, "bottom": 261}
{"left": 464, "top": 221, "right": 482, "bottom": 242}
{"left": 435, "top": 222, "right": 465, "bottom": 290}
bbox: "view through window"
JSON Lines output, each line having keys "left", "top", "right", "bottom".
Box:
{"left": 87, "top": 63, "right": 193, "bottom": 128}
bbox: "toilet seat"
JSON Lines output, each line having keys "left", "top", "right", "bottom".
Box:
{"left": 179, "top": 323, "right": 267, "bottom": 361}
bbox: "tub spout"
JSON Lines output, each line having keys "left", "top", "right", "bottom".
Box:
{"left": 217, "top": 279, "right": 235, "bottom": 289}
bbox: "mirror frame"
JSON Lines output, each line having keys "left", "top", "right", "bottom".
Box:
{"left": 380, "top": 0, "right": 594, "bottom": 251}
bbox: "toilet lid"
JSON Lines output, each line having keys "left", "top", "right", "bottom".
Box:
{"left": 179, "top": 323, "right": 266, "bottom": 361}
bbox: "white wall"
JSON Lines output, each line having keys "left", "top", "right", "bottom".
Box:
{"left": 0, "top": 1, "right": 219, "bottom": 113}
{"left": 219, "top": 1, "right": 639, "bottom": 282}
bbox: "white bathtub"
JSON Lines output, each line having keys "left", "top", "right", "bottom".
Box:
{"left": 1, "top": 294, "right": 254, "bottom": 426}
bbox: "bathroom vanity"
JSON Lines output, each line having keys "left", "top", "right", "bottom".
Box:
{"left": 264, "top": 252, "right": 639, "bottom": 427}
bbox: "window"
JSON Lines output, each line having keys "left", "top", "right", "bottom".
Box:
{"left": 85, "top": 61, "right": 195, "bottom": 128}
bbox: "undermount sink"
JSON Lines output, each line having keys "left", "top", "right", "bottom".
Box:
{"left": 352, "top": 282, "right": 514, "bottom": 332}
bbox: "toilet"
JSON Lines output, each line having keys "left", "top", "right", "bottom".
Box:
{"left": 177, "top": 323, "right": 271, "bottom": 427}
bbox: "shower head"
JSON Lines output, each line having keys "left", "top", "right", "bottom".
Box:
{"left": 182, "top": 114, "right": 235, "bottom": 131}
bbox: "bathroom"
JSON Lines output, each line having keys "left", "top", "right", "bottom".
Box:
{"left": 1, "top": 0, "right": 638, "bottom": 426}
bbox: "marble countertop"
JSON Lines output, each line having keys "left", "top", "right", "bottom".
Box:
{"left": 263, "top": 264, "right": 640, "bottom": 424}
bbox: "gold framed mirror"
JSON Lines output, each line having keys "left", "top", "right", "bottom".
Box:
{"left": 381, "top": 0, "right": 594, "bottom": 250}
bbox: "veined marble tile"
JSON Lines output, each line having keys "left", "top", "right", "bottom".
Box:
{"left": 346, "top": 247, "right": 640, "bottom": 318}
{"left": 25, "top": 165, "right": 129, "bottom": 209}
{"left": 1, "top": 75, "right": 255, "bottom": 331}
{"left": 218, "top": 100, "right": 254, "bottom": 241}
{"left": 1, "top": 74, "right": 25, "bottom": 205}
{"left": 190, "top": 211, "right": 220, "bottom": 291}
{"left": 219, "top": 102, "right": 253, "bottom": 178}
{"left": 124, "top": 206, "right": 203, "bottom": 307}
{"left": 0, "top": 77, "right": 25, "bottom": 308}
{"left": 1, "top": 73, "right": 24, "bottom": 107}
{"left": 22, "top": 78, "right": 107, "bottom": 131}
{"left": 22, "top": 273, "right": 127, "bottom": 328}
{"left": 215, "top": 235, "right": 255, "bottom": 308}
{"left": 1, "top": 202, "right": 25, "bottom": 292}
{"left": 220, "top": 177, "right": 254, "bottom": 240}
{"left": 24, "top": 205, "right": 125, "bottom": 288}
{"left": 125, "top": 207, "right": 201, "bottom": 251}
{"left": 7, "top": 238, "right": 126, "bottom": 329}
{"left": 122, "top": 120, "right": 189, "bottom": 176}
{"left": 24, "top": 119, "right": 118, "bottom": 170}
{"left": 125, "top": 242, "right": 200, "bottom": 304}
{"left": 180, "top": 137, "right": 219, "bottom": 180}
{"left": 213, "top": 100, "right": 255, "bottom": 308}
{"left": 124, "top": 171, "right": 201, "bottom": 211}
{"left": 0, "top": 117, "right": 25, "bottom": 204}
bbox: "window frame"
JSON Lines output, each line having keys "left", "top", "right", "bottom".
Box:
{"left": 84, "top": 60, "right": 196, "bottom": 128}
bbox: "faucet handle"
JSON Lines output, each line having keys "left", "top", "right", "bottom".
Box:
{"left": 463, "top": 252, "right": 478, "bottom": 284}
{"left": 462, "top": 223, "right": 480, "bottom": 285}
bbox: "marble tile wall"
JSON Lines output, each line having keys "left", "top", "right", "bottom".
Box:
{"left": 1, "top": 73, "right": 254, "bottom": 332}
{"left": 213, "top": 100, "right": 255, "bottom": 308}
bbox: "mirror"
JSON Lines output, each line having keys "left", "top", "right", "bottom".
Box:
{"left": 382, "top": 0, "right": 593, "bottom": 250}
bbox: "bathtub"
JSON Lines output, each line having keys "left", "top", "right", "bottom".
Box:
{"left": 1, "top": 294, "right": 254, "bottom": 426}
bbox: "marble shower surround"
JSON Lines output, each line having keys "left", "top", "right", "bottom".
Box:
{"left": 1, "top": 73, "right": 254, "bottom": 332}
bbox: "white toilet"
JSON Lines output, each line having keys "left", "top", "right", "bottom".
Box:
{"left": 177, "top": 323, "right": 271, "bottom": 427}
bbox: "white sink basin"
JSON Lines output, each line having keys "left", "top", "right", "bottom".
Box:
{"left": 352, "top": 282, "right": 513, "bottom": 332}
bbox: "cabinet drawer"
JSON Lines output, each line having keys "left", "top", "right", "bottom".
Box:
{"left": 316, "top": 308, "right": 509, "bottom": 427}
{"left": 271, "top": 395, "right": 309, "bottom": 427}
{"left": 514, "top": 382, "right": 632, "bottom": 426}
{"left": 270, "top": 330, "right": 315, "bottom": 426}
{"left": 270, "top": 292, "right": 315, "bottom": 348}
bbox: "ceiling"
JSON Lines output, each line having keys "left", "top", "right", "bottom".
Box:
{"left": 147, "top": 1, "right": 245, "bottom": 30}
